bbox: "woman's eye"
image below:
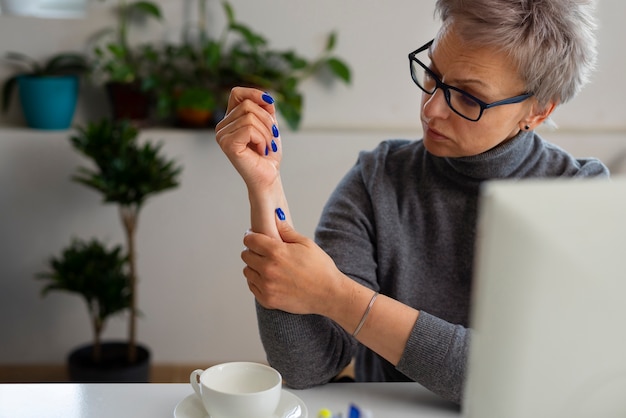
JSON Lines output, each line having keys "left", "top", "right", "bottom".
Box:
{"left": 460, "top": 95, "right": 479, "bottom": 107}
{"left": 451, "top": 91, "right": 481, "bottom": 110}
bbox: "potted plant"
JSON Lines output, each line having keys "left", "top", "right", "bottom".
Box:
{"left": 1, "top": 51, "right": 88, "bottom": 129}
{"left": 173, "top": 86, "right": 218, "bottom": 128}
{"left": 89, "top": 1, "right": 162, "bottom": 124}
{"left": 38, "top": 118, "right": 182, "bottom": 382}
{"left": 37, "top": 239, "right": 138, "bottom": 381}
{"left": 147, "top": 41, "right": 222, "bottom": 128}
{"left": 149, "top": 1, "right": 351, "bottom": 130}
{"left": 218, "top": 1, "right": 352, "bottom": 130}
{"left": 71, "top": 117, "right": 182, "bottom": 365}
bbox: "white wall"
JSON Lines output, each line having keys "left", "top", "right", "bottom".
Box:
{"left": 1, "top": 0, "right": 625, "bottom": 366}
{"left": 1, "top": 0, "right": 625, "bottom": 131}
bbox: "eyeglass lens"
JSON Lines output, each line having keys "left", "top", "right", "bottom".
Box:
{"left": 410, "top": 52, "right": 484, "bottom": 121}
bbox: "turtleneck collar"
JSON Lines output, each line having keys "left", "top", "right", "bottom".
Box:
{"left": 430, "top": 129, "right": 538, "bottom": 181}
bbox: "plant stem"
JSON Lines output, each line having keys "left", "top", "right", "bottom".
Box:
{"left": 120, "top": 204, "right": 139, "bottom": 363}
{"left": 199, "top": 0, "right": 207, "bottom": 44}
{"left": 91, "top": 305, "right": 103, "bottom": 364}
{"left": 119, "top": 0, "right": 129, "bottom": 51}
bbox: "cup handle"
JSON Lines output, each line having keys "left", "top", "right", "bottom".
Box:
{"left": 190, "top": 369, "right": 204, "bottom": 399}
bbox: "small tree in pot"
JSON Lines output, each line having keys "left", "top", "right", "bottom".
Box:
{"left": 38, "top": 239, "right": 131, "bottom": 365}
{"left": 70, "top": 117, "right": 182, "bottom": 364}
{"left": 38, "top": 118, "right": 182, "bottom": 381}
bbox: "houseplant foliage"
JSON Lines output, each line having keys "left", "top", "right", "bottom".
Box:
{"left": 89, "top": 1, "right": 163, "bottom": 122}
{"left": 90, "top": 1, "right": 162, "bottom": 84}
{"left": 219, "top": 1, "right": 351, "bottom": 130}
{"left": 38, "top": 238, "right": 131, "bottom": 365}
{"left": 69, "top": 117, "right": 182, "bottom": 365}
{"left": 148, "top": 43, "right": 219, "bottom": 128}
{"left": 37, "top": 118, "right": 181, "bottom": 381}
{"left": 0, "top": 51, "right": 88, "bottom": 129}
{"left": 150, "top": 1, "right": 352, "bottom": 130}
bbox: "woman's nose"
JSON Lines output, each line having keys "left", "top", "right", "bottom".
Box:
{"left": 422, "top": 88, "right": 450, "bottom": 120}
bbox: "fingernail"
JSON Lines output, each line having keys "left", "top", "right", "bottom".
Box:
{"left": 272, "top": 124, "right": 279, "bottom": 138}
{"left": 271, "top": 140, "right": 278, "bottom": 153}
{"left": 265, "top": 146, "right": 269, "bottom": 156}
{"left": 262, "top": 92, "right": 274, "bottom": 104}
{"left": 275, "top": 208, "right": 286, "bottom": 221}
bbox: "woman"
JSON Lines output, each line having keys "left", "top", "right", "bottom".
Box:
{"left": 215, "top": 0, "right": 608, "bottom": 405}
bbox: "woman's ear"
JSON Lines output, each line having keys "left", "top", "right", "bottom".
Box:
{"left": 523, "top": 100, "right": 558, "bottom": 130}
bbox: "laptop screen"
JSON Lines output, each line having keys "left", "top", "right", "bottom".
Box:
{"left": 464, "top": 177, "right": 626, "bottom": 418}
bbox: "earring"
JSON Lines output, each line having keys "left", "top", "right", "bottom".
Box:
{"left": 524, "top": 125, "right": 530, "bottom": 130}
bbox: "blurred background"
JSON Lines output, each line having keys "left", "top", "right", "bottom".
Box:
{"left": 0, "top": 0, "right": 624, "bottom": 381}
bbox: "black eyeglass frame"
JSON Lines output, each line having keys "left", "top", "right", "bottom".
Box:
{"left": 408, "top": 39, "right": 533, "bottom": 122}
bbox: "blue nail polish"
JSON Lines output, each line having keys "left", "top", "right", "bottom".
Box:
{"left": 272, "top": 124, "right": 279, "bottom": 138}
{"left": 271, "top": 140, "right": 278, "bottom": 153}
{"left": 275, "top": 208, "right": 286, "bottom": 221}
{"left": 265, "top": 146, "right": 269, "bottom": 156}
{"left": 262, "top": 92, "right": 274, "bottom": 104}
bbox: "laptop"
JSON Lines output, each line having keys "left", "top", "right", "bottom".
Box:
{"left": 464, "top": 177, "right": 626, "bottom": 418}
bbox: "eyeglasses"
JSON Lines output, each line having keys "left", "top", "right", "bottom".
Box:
{"left": 408, "top": 39, "right": 533, "bottom": 122}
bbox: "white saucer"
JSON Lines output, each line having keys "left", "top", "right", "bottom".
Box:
{"left": 173, "top": 389, "right": 308, "bottom": 418}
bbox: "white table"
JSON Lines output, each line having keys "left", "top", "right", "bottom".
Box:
{"left": 0, "top": 382, "right": 460, "bottom": 417}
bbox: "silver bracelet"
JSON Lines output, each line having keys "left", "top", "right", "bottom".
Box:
{"left": 352, "top": 291, "right": 379, "bottom": 337}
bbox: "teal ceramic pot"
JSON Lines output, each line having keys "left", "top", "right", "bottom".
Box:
{"left": 18, "top": 75, "right": 79, "bottom": 130}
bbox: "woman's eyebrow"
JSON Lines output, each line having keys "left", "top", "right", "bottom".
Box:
{"left": 429, "top": 53, "right": 493, "bottom": 93}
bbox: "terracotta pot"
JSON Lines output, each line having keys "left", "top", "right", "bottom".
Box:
{"left": 175, "top": 108, "right": 214, "bottom": 128}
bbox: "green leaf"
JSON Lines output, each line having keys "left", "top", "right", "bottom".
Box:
{"left": 223, "top": 1, "right": 235, "bottom": 25}
{"left": 230, "top": 23, "right": 267, "bottom": 48}
{"left": 280, "top": 51, "right": 308, "bottom": 70}
{"left": 36, "top": 238, "right": 132, "bottom": 333}
{"left": 325, "top": 32, "right": 337, "bottom": 52}
{"left": 2, "top": 52, "right": 39, "bottom": 73}
{"left": 176, "top": 87, "right": 216, "bottom": 111}
{"left": 276, "top": 93, "right": 303, "bottom": 130}
{"left": 1, "top": 76, "right": 18, "bottom": 113}
{"left": 203, "top": 42, "right": 222, "bottom": 69}
{"left": 44, "top": 53, "right": 89, "bottom": 75}
{"left": 69, "top": 118, "right": 182, "bottom": 208}
{"left": 128, "top": 1, "right": 162, "bottom": 20}
{"left": 326, "top": 57, "right": 352, "bottom": 84}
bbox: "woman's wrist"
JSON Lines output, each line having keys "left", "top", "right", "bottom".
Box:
{"left": 320, "top": 275, "right": 375, "bottom": 332}
{"left": 248, "top": 177, "right": 290, "bottom": 239}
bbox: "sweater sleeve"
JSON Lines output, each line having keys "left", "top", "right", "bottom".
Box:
{"left": 396, "top": 312, "right": 469, "bottom": 403}
{"left": 255, "top": 158, "right": 373, "bottom": 388}
{"left": 313, "top": 143, "right": 471, "bottom": 404}
{"left": 255, "top": 303, "right": 357, "bottom": 389}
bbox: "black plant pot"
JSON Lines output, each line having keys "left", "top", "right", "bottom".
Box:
{"left": 67, "top": 341, "right": 151, "bottom": 383}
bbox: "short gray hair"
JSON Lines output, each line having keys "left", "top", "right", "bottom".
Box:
{"left": 434, "top": 0, "right": 598, "bottom": 107}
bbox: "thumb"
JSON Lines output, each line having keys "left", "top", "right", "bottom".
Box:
{"left": 275, "top": 208, "right": 301, "bottom": 243}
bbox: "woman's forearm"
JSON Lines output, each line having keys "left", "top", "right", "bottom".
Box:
{"left": 248, "top": 177, "right": 291, "bottom": 240}
{"left": 323, "top": 275, "right": 420, "bottom": 366}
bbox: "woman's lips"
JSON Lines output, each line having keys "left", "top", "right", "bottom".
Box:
{"left": 426, "top": 125, "right": 450, "bottom": 141}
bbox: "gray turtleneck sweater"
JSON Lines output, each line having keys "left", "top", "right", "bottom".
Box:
{"left": 255, "top": 131, "right": 609, "bottom": 404}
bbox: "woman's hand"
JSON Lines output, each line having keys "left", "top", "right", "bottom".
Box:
{"left": 242, "top": 213, "right": 348, "bottom": 316}
{"left": 215, "top": 87, "right": 282, "bottom": 191}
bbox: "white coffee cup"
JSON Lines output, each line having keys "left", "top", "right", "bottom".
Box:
{"left": 190, "top": 362, "right": 282, "bottom": 418}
